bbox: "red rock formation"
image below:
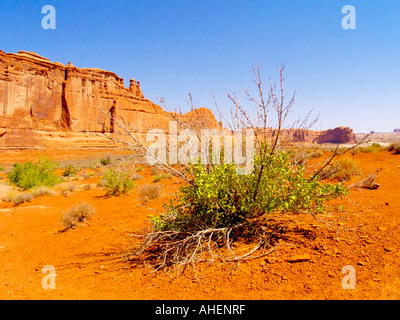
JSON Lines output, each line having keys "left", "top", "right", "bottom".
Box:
{"left": 257, "top": 127, "right": 356, "bottom": 144}
{"left": 0, "top": 50, "right": 355, "bottom": 149}
{"left": 0, "top": 50, "right": 220, "bottom": 148}
{"left": 316, "top": 126, "right": 356, "bottom": 144}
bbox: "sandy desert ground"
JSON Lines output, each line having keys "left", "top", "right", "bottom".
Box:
{"left": 0, "top": 146, "right": 399, "bottom": 300}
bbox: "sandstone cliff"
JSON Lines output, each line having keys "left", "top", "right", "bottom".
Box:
{"left": 0, "top": 50, "right": 356, "bottom": 149}
{"left": 0, "top": 50, "right": 178, "bottom": 134}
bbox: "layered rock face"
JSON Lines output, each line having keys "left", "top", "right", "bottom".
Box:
{"left": 0, "top": 50, "right": 176, "bottom": 134}
{"left": 259, "top": 126, "right": 357, "bottom": 144}
{"left": 0, "top": 50, "right": 356, "bottom": 148}
{"left": 0, "top": 50, "right": 65, "bottom": 131}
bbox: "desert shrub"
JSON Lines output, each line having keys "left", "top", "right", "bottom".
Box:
{"left": 153, "top": 152, "right": 347, "bottom": 233}
{"left": 131, "top": 173, "right": 144, "bottom": 180}
{"left": 7, "top": 157, "right": 61, "bottom": 190}
{"left": 351, "top": 143, "right": 382, "bottom": 155}
{"left": 83, "top": 184, "right": 92, "bottom": 190}
{"left": 61, "top": 203, "right": 95, "bottom": 229}
{"left": 152, "top": 173, "right": 172, "bottom": 183}
{"left": 139, "top": 184, "right": 161, "bottom": 203}
{"left": 132, "top": 150, "right": 348, "bottom": 271}
{"left": 319, "top": 157, "right": 361, "bottom": 181}
{"left": 13, "top": 193, "right": 34, "bottom": 205}
{"left": 289, "top": 148, "right": 324, "bottom": 165}
{"left": 100, "top": 154, "right": 114, "bottom": 166}
{"left": 387, "top": 142, "right": 400, "bottom": 154}
{"left": 103, "top": 167, "right": 134, "bottom": 196}
{"left": 66, "top": 184, "right": 76, "bottom": 192}
{"left": 29, "top": 186, "right": 57, "bottom": 198}
{"left": 150, "top": 167, "right": 160, "bottom": 175}
{"left": 62, "top": 164, "right": 77, "bottom": 177}
{"left": 135, "top": 166, "right": 145, "bottom": 173}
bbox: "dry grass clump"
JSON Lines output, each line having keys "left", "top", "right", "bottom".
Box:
{"left": 319, "top": 157, "right": 361, "bottom": 181}
{"left": 139, "top": 184, "right": 162, "bottom": 203}
{"left": 12, "top": 193, "right": 34, "bottom": 205}
{"left": 100, "top": 154, "right": 115, "bottom": 166}
{"left": 131, "top": 173, "right": 144, "bottom": 180}
{"left": 387, "top": 142, "right": 400, "bottom": 154}
{"left": 66, "top": 184, "right": 76, "bottom": 192}
{"left": 29, "top": 186, "right": 57, "bottom": 198}
{"left": 135, "top": 166, "right": 145, "bottom": 173}
{"left": 351, "top": 143, "right": 382, "bottom": 155}
{"left": 152, "top": 173, "right": 172, "bottom": 183}
{"left": 61, "top": 203, "right": 95, "bottom": 230}
{"left": 82, "top": 184, "right": 92, "bottom": 191}
{"left": 289, "top": 147, "right": 324, "bottom": 165}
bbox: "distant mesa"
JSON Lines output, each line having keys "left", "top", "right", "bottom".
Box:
{"left": 394, "top": 129, "right": 400, "bottom": 133}
{"left": 0, "top": 49, "right": 356, "bottom": 148}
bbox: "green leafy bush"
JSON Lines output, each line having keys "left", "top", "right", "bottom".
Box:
{"left": 152, "top": 151, "right": 348, "bottom": 234}
{"left": 7, "top": 157, "right": 61, "bottom": 190}
{"left": 103, "top": 167, "right": 134, "bottom": 196}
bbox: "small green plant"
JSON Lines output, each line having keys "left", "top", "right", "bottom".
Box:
{"left": 103, "top": 168, "right": 134, "bottom": 196}
{"left": 62, "top": 164, "right": 77, "bottom": 177}
{"left": 61, "top": 203, "right": 95, "bottom": 230}
{"left": 140, "top": 184, "right": 161, "bottom": 203}
{"left": 135, "top": 166, "right": 145, "bottom": 173}
{"left": 7, "top": 157, "right": 61, "bottom": 190}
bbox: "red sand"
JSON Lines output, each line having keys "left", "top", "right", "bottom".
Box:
{"left": 0, "top": 149, "right": 399, "bottom": 299}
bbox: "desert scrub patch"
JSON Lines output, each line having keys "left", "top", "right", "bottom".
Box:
{"left": 29, "top": 186, "right": 57, "bottom": 198}
{"left": 139, "top": 184, "right": 161, "bottom": 203}
{"left": 289, "top": 147, "right": 324, "bottom": 165}
{"left": 319, "top": 157, "right": 361, "bottom": 181}
{"left": 351, "top": 143, "right": 382, "bottom": 155}
{"left": 66, "top": 184, "right": 76, "bottom": 192}
{"left": 102, "top": 167, "right": 135, "bottom": 196}
{"left": 135, "top": 166, "right": 145, "bottom": 173}
{"left": 82, "top": 184, "right": 92, "bottom": 190}
{"left": 12, "top": 193, "right": 34, "bottom": 206}
{"left": 130, "top": 150, "right": 349, "bottom": 271}
{"left": 131, "top": 173, "right": 144, "bottom": 180}
{"left": 61, "top": 203, "right": 95, "bottom": 230}
{"left": 62, "top": 163, "right": 77, "bottom": 177}
{"left": 7, "top": 157, "right": 61, "bottom": 190}
{"left": 152, "top": 173, "right": 172, "bottom": 183}
{"left": 100, "top": 154, "right": 115, "bottom": 166}
{"left": 387, "top": 142, "right": 400, "bottom": 154}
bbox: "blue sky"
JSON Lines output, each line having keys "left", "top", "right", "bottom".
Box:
{"left": 1, "top": 0, "right": 399, "bottom": 133}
